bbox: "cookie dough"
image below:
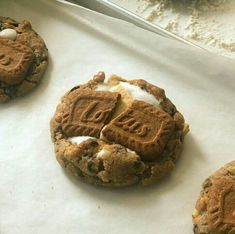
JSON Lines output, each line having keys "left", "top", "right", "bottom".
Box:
{"left": 193, "top": 161, "right": 235, "bottom": 234}
{"left": 0, "top": 17, "right": 48, "bottom": 102}
{"left": 50, "top": 72, "right": 189, "bottom": 187}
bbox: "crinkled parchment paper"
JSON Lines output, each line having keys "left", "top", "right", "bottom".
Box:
{"left": 0, "top": 0, "right": 235, "bottom": 233}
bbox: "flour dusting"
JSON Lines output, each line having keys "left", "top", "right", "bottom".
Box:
{"left": 112, "top": 0, "right": 235, "bottom": 58}
{"left": 140, "top": 0, "right": 235, "bottom": 58}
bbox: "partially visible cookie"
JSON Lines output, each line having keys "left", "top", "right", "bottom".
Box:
{"left": 50, "top": 72, "right": 189, "bottom": 187}
{"left": 193, "top": 161, "right": 235, "bottom": 234}
{"left": 0, "top": 16, "right": 48, "bottom": 102}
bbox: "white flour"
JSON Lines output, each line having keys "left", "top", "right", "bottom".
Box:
{"left": 111, "top": 0, "right": 235, "bottom": 58}
{"left": 142, "top": 0, "right": 235, "bottom": 58}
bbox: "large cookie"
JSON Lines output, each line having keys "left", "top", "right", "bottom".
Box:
{"left": 0, "top": 17, "right": 48, "bottom": 102}
{"left": 193, "top": 161, "right": 235, "bottom": 234}
{"left": 50, "top": 72, "right": 189, "bottom": 187}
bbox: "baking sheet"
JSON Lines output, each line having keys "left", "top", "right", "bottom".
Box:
{"left": 0, "top": 0, "right": 235, "bottom": 234}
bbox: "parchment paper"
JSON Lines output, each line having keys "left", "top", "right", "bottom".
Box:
{"left": 0, "top": 1, "right": 235, "bottom": 234}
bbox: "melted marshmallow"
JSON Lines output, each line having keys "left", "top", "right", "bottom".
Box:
{"left": 99, "top": 126, "right": 108, "bottom": 141}
{"left": 126, "top": 148, "right": 137, "bottom": 155}
{"left": 95, "top": 82, "right": 160, "bottom": 107}
{"left": 68, "top": 136, "right": 93, "bottom": 144}
{"left": 0, "top": 29, "right": 17, "bottom": 40}
{"left": 97, "top": 147, "right": 138, "bottom": 159}
{"left": 96, "top": 149, "right": 110, "bottom": 158}
{"left": 119, "top": 82, "right": 160, "bottom": 107}
{"left": 95, "top": 84, "right": 111, "bottom": 91}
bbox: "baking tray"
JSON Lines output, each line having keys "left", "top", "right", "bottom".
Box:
{"left": 1, "top": 0, "right": 235, "bottom": 234}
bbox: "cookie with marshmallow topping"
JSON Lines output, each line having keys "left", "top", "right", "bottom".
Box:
{"left": 193, "top": 161, "right": 235, "bottom": 234}
{"left": 0, "top": 17, "right": 48, "bottom": 102}
{"left": 50, "top": 72, "right": 189, "bottom": 187}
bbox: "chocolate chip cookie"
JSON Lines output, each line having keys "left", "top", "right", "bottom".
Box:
{"left": 193, "top": 161, "right": 235, "bottom": 234}
{"left": 0, "top": 17, "right": 48, "bottom": 102}
{"left": 50, "top": 72, "right": 189, "bottom": 187}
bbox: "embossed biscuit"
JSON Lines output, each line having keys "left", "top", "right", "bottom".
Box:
{"left": 61, "top": 89, "right": 120, "bottom": 138}
{"left": 0, "top": 38, "right": 34, "bottom": 85}
{"left": 0, "top": 17, "right": 48, "bottom": 102}
{"left": 102, "top": 100, "right": 175, "bottom": 161}
{"left": 50, "top": 72, "right": 189, "bottom": 187}
{"left": 193, "top": 161, "right": 235, "bottom": 234}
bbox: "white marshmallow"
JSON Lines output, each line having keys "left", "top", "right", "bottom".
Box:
{"left": 0, "top": 29, "right": 17, "bottom": 41}
{"left": 95, "top": 84, "right": 111, "bottom": 91}
{"left": 119, "top": 82, "right": 160, "bottom": 107}
{"left": 96, "top": 149, "right": 110, "bottom": 158}
{"left": 126, "top": 148, "right": 137, "bottom": 155}
{"left": 68, "top": 136, "right": 93, "bottom": 144}
{"left": 95, "top": 81, "right": 160, "bottom": 107}
{"left": 99, "top": 126, "right": 108, "bottom": 141}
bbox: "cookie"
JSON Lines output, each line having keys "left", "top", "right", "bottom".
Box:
{"left": 50, "top": 72, "right": 189, "bottom": 187}
{"left": 193, "top": 161, "right": 235, "bottom": 234}
{"left": 0, "top": 17, "right": 48, "bottom": 102}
